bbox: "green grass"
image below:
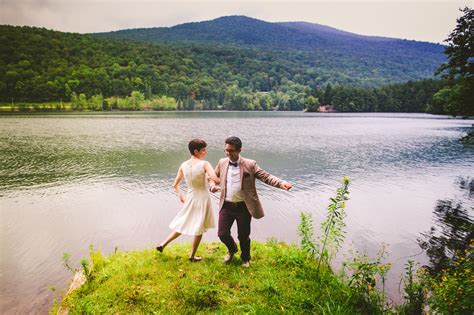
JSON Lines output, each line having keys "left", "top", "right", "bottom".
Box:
{"left": 0, "top": 102, "right": 73, "bottom": 112}
{"left": 56, "top": 241, "right": 378, "bottom": 314}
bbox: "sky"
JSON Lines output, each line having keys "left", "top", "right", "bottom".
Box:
{"left": 0, "top": 0, "right": 471, "bottom": 43}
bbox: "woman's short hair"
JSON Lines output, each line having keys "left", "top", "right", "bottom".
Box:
{"left": 188, "top": 138, "right": 207, "bottom": 155}
{"left": 225, "top": 136, "right": 242, "bottom": 150}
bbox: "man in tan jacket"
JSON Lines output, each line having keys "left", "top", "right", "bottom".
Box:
{"left": 210, "top": 136, "right": 292, "bottom": 267}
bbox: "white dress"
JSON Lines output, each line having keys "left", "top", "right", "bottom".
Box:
{"left": 169, "top": 160, "right": 215, "bottom": 235}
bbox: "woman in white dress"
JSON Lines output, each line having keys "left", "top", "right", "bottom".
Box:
{"left": 156, "top": 139, "right": 219, "bottom": 262}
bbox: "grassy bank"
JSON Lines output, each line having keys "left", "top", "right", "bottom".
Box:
{"left": 0, "top": 102, "right": 73, "bottom": 112}
{"left": 55, "top": 241, "right": 379, "bottom": 314}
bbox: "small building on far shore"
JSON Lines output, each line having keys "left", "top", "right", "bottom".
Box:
{"left": 317, "top": 105, "right": 336, "bottom": 113}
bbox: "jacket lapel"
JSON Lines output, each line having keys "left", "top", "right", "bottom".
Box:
{"left": 239, "top": 158, "right": 244, "bottom": 188}
{"left": 222, "top": 159, "right": 229, "bottom": 187}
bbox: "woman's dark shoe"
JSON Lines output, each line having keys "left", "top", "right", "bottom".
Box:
{"left": 189, "top": 256, "right": 202, "bottom": 262}
{"left": 156, "top": 245, "right": 164, "bottom": 253}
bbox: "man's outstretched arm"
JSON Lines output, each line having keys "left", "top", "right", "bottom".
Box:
{"left": 254, "top": 163, "right": 292, "bottom": 191}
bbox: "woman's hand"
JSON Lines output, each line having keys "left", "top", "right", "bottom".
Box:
{"left": 204, "top": 161, "right": 220, "bottom": 184}
{"left": 173, "top": 166, "right": 185, "bottom": 203}
{"left": 210, "top": 184, "right": 219, "bottom": 193}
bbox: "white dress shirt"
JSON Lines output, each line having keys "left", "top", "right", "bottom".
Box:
{"left": 225, "top": 159, "right": 244, "bottom": 202}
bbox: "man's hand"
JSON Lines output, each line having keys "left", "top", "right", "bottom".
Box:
{"left": 280, "top": 181, "right": 292, "bottom": 191}
{"left": 210, "top": 184, "right": 219, "bottom": 193}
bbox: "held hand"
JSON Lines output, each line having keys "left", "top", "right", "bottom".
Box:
{"left": 210, "top": 184, "right": 219, "bottom": 193}
{"left": 179, "top": 194, "right": 185, "bottom": 204}
{"left": 280, "top": 181, "right": 293, "bottom": 191}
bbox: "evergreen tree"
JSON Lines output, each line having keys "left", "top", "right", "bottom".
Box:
{"left": 435, "top": 7, "right": 474, "bottom": 116}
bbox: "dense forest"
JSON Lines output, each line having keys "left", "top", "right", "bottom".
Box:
{"left": 99, "top": 15, "right": 445, "bottom": 84}
{"left": 311, "top": 80, "right": 445, "bottom": 113}
{"left": 0, "top": 12, "right": 471, "bottom": 115}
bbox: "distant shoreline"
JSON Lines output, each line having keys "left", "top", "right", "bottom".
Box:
{"left": 0, "top": 109, "right": 467, "bottom": 117}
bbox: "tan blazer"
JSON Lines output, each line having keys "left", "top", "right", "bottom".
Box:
{"left": 214, "top": 157, "right": 284, "bottom": 219}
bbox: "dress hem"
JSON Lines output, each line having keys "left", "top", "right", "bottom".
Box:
{"left": 170, "top": 226, "right": 215, "bottom": 236}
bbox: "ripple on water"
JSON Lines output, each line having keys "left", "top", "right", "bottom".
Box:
{"left": 0, "top": 112, "right": 473, "bottom": 313}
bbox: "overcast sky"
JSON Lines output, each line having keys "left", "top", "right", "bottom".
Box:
{"left": 1, "top": 0, "right": 471, "bottom": 43}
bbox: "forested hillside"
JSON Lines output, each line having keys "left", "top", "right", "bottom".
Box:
{"left": 0, "top": 18, "right": 448, "bottom": 112}
{"left": 98, "top": 16, "right": 445, "bottom": 83}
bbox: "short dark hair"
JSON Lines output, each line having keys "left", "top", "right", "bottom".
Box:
{"left": 188, "top": 138, "right": 207, "bottom": 155}
{"left": 225, "top": 136, "right": 242, "bottom": 150}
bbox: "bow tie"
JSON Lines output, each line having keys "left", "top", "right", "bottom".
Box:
{"left": 229, "top": 161, "right": 238, "bottom": 167}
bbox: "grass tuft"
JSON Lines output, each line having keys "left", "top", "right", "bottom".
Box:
{"left": 57, "top": 241, "right": 378, "bottom": 314}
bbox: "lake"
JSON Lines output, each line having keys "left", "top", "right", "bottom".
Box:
{"left": 1, "top": 112, "right": 473, "bottom": 313}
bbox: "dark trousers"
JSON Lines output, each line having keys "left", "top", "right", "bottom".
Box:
{"left": 218, "top": 201, "right": 252, "bottom": 261}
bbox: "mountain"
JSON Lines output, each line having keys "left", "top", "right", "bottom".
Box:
{"left": 97, "top": 16, "right": 324, "bottom": 47}
{"left": 95, "top": 15, "right": 445, "bottom": 79}
{"left": 0, "top": 18, "right": 447, "bottom": 109}
{"left": 96, "top": 15, "right": 439, "bottom": 49}
{"left": 278, "top": 21, "right": 395, "bottom": 40}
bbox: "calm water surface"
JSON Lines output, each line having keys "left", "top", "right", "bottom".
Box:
{"left": 1, "top": 112, "right": 473, "bottom": 313}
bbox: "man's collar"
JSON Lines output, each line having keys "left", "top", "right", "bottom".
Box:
{"left": 228, "top": 157, "right": 240, "bottom": 167}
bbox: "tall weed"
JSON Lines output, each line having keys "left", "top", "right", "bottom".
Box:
{"left": 297, "top": 176, "right": 351, "bottom": 271}
{"left": 317, "top": 176, "right": 351, "bottom": 270}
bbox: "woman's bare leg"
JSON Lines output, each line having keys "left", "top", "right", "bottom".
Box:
{"left": 157, "top": 231, "right": 181, "bottom": 251}
{"left": 189, "top": 234, "right": 203, "bottom": 259}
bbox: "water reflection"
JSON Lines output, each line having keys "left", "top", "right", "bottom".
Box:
{"left": 456, "top": 176, "right": 474, "bottom": 198}
{"left": 418, "top": 177, "right": 473, "bottom": 274}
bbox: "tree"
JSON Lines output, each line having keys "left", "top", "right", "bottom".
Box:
{"left": 431, "top": 86, "right": 461, "bottom": 116}
{"left": 305, "top": 95, "right": 320, "bottom": 112}
{"left": 322, "top": 83, "right": 333, "bottom": 105}
{"left": 90, "top": 94, "right": 104, "bottom": 111}
{"left": 435, "top": 7, "right": 474, "bottom": 116}
{"left": 71, "top": 92, "right": 88, "bottom": 110}
{"left": 129, "top": 90, "right": 145, "bottom": 110}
